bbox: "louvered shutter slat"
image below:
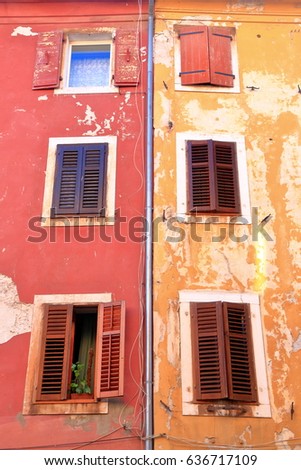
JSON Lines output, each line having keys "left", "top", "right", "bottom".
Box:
{"left": 192, "top": 302, "right": 228, "bottom": 400}
{"left": 188, "top": 140, "right": 215, "bottom": 212}
{"left": 80, "top": 144, "right": 107, "bottom": 216}
{"left": 214, "top": 141, "right": 240, "bottom": 213}
{"left": 95, "top": 302, "right": 125, "bottom": 399}
{"left": 36, "top": 305, "right": 72, "bottom": 401}
{"left": 32, "top": 31, "right": 63, "bottom": 89}
{"left": 179, "top": 26, "right": 210, "bottom": 85}
{"left": 114, "top": 30, "right": 140, "bottom": 86}
{"left": 223, "top": 303, "right": 257, "bottom": 402}
{"left": 209, "top": 27, "right": 234, "bottom": 87}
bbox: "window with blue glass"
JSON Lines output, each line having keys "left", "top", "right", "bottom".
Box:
{"left": 68, "top": 43, "right": 111, "bottom": 88}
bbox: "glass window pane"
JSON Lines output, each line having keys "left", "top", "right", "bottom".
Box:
{"left": 69, "top": 44, "right": 111, "bottom": 87}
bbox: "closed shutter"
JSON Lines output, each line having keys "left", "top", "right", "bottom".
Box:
{"left": 223, "top": 303, "right": 257, "bottom": 402}
{"left": 214, "top": 141, "right": 240, "bottom": 213}
{"left": 114, "top": 30, "right": 140, "bottom": 86}
{"left": 187, "top": 140, "right": 215, "bottom": 212}
{"left": 209, "top": 27, "right": 235, "bottom": 87}
{"left": 178, "top": 25, "right": 210, "bottom": 85}
{"left": 51, "top": 143, "right": 107, "bottom": 217}
{"left": 32, "top": 31, "right": 63, "bottom": 89}
{"left": 95, "top": 302, "right": 125, "bottom": 398}
{"left": 192, "top": 302, "right": 228, "bottom": 400}
{"left": 36, "top": 305, "right": 72, "bottom": 401}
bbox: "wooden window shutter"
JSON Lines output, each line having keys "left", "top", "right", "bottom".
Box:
{"left": 114, "top": 30, "right": 140, "bottom": 86}
{"left": 36, "top": 305, "right": 72, "bottom": 401}
{"left": 223, "top": 303, "right": 257, "bottom": 402}
{"left": 95, "top": 302, "right": 125, "bottom": 399}
{"left": 213, "top": 141, "right": 240, "bottom": 214}
{"left": 191, "top": 302, "right": 228, "bottom": 400}
{"left": 178, "top": 25, "right": 210, "bottom": 85}
{"left": 51, "top": 143, "right": 107, "bottom": 217}
{"left": 188, "top": 140, "right": 215, "bottom": 212}
{"left": 51, "top": 145, "right": 83, "bottom": 217}
{"left": 32, "top": 31, "right": 63, "bottom": 89}
{"left": 209, "top": 27, "right": 235, "bottom": 87}
{"left": 79, "top": 144, "right": 107, "bottom": 216}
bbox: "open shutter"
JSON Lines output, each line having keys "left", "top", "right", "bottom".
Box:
{"left": 114, "top": 30, "right": 140, "bottom": 86}
{"left": 95, "top": 302, "right": 125, "bottom": 399}
{"left": 188, "top": 140, "right": 216, "bottom": 212}
{"left": 223, "top": 303, "right": 257, "bottom": 402}
{"left": 209, "top": 27, "right": 235, "bottom": 87}
{"left": 213, "top": 141, "right": 240, "bottom": 214}
{"left": 178, "top": 25, "right": 210, "bottom": 85}
{"left": 79, "top": 144, "right": 107, "bottom": 216}
{"left": 32, "top": 31, "right": 63, "bottom": 89}
{"left": 36, "top": 305, "right": 72, "bottom": 401}
{"left": 51, "top": 145, "right": 83, "bottom": 217}
{"left": 191, "top": 302, "right": 228, "bottom": 400}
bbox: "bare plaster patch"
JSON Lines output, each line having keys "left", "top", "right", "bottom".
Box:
{"left": 153, "top": 310, "right": 166, "bottom": 394}
{"left": 275, "top": 427, "right": 295, "bottom": 449}
{"left": 167, "top": 300, "right": 180, "bottom": 368}
{"left": 154, "top": 29, "right": 173, "bottom": 67}
{"left": 11, "top": 26, "right": 38, "bottom": 37}
{"left": 293, "top": 331, "right": 301, "bottom": 352}
{"left": 77, "top": 105, "right": 101, "bottom": 136}
{"left": 37, "top": 95, "right": 48, "bottom": 101}
{"left": 0, "top": 274, "right": 33, "bottom": 344}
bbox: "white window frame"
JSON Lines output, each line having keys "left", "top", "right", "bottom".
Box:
{"left": 174, "top": 24, "right": 240, "bottom": 93}
{"left": 41, "top": 136, "right": 117, "bottom": 227}
{"left": 176, "top": 132, "right": 251, "bottom": 224}
{"left": 23, "top": 293, "right": 112, "bottom": 415}
{"left": 179, "top": 290, "right": 271, "bottom": 418}
{"left": 55, "top": 32, "right": 118, "bottom": 95}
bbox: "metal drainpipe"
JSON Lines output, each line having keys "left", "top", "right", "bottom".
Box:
{"left": 145, "top": 0, "right": 154, "bottom": 452}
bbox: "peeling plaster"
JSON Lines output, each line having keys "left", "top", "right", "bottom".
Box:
{"left": 11, "top": 26, "right": 38, "bottom": 37}
{"left": 238, "top": 425, "right": 252, "bottom": 446}
{"left": 77, "top": 105, "right": 102, "bottom": 136}
{"left": 293, "top": 332, "right": 301, "bottom": 352}
{"left": 0, "top": 274, "right": 33, "bottom": 344}
{"left": 153, "top": 310, "right": 166, "bottom": 393}
{"left": 37, "top": 95, "right": 48, "bottom": 101}
{"left": 167, "top": 300, "right": 180, "bottom": 368}
{"left": 275, "top": 427, "right": 295, "bottom": 449}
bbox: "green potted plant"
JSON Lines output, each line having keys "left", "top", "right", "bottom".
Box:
{"left": 70, "top": 361, "right": 92, "bottom": 398}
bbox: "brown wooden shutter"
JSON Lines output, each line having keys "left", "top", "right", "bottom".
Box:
{"left": 188, "top": 140, "right": 216, "bottom": 212}
{"left": 223, "top": 303, "right": 257, "bottom": 402}
{"left": 213, "top": 141, "right": 240, "bottom": 214}
{"left": 209, "top": 27, "right": 235, "bottom": 87}
{"left": 114, "top": 30, "right": 140, "bottom": 86}
{"left": 191, "top": 302, "right": 228, "bottom": 400}
{"left": 32, "top": 31, "right": 63, "bottom": 89}
{"left": 95, "top": 302, "right": 125, "bottom": 399}
{"left": 36, "top": 305, "right": 72, "bottom": 401}
{"left": 178, "top": 25, "right": 210, "bottom": 85}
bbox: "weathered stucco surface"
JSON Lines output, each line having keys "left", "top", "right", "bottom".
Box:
{"left": 153, "top": 0, "right": 301, "bottom": 450}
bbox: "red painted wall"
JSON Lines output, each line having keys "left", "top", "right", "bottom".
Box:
{"left": 0, "top": 1, "right": 148, "bottom": 450}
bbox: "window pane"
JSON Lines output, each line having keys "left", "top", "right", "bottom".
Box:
{"left": 69, "top": 44, "right": 111, "bottom": 87}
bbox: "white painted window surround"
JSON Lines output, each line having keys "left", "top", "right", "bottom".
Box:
{"left": 174, "top": 24, "right": 240, "bottom": 93}
{"left": 179, "top": 290, "right": 271, "bottom": 418}
{"left": 41, "top": 136, "right": 117, "bottom": 227}
{"left": 176, "top": 132, "right": 251, "bottom": 224}
{"left": 23, "top": 293, "right": 112, "bottom": 415}
{"left": 55, "top": 32, "right": 118, "bottom": 95}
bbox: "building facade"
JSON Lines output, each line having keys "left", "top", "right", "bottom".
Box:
{"left": 152, "top": 0, "right": 301, "bottom": 450}
{"left": 0, "top": 0, "right": 148, "bottom": 450}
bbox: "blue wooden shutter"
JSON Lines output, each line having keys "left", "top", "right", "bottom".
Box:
{"left": 51, "top": 143, "right": 107, "bottom": 217}
{"left": 32, "top": 31, "right": 63, "bottom": 89}
{"left": 178, "top": 25, "right": 210, "bottom": 85}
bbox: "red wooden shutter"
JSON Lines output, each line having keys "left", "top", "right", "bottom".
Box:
{"left": 188, "top": 140, "right": 216, "bottom": 212}
{"left": 209, "top": 27, "right": 235, "bottom": 87}
{"left": 178, "top": 25, "right": 210, "bottom": 85}
{"left": 114, "top": 30, "right": 140, "bottom": 86}
{"left": 51, "top": 145, "right": 83, "bottom": 217}
{"left": 223, "top": 303, "right": 257, "bottom": 402}
{"left": 95, "top": 302, "right": 125, "bottom": 399}
{"left": 36, "top": 305, "right": 72, "bottom": 401}
{"left": 213, "top": 141, "right": 240, "bottom": 214}
{"left": 32, "top": 31, "right": 63, "bottom": 89}
{"left": 79, "top": 144, "right": 107, "bottom": 216}
{"left": 191, "top": 302, "right": 228, "bottom": 400}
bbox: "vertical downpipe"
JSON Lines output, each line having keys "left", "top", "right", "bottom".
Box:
{"left": 145, "top": 0, "right": 154, "bottom": 451}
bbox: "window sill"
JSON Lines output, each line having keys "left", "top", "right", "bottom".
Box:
{"left": 24, "top": 399, "right": 108, "bottom": 415}
{"left": 175, "top": 213, "right": 251, "bottom": 225}
{"left": 182, "top": 401, "right": 271, "bottom": 418}
{"left": 174, "top": 82, "right": 240, "bottom": 94}
{"left": 41, "top": 216, "right": 115, "bottom": 227}
{"left": 54, "top": 86, "right": 118, "bottom": 95}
